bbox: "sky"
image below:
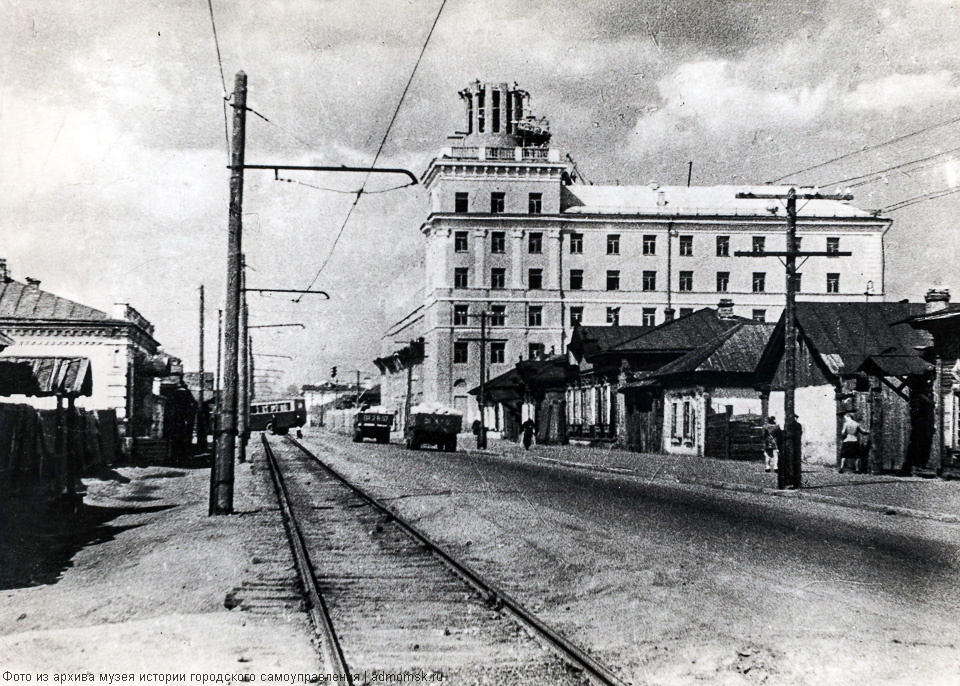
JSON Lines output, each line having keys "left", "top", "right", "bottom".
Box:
{"left": 2, "top": 0, "right": 959, "bottom": 392}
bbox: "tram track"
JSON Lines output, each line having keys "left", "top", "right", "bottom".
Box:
{"left": 260, "top": 433, "right": 629, "bottom": 685}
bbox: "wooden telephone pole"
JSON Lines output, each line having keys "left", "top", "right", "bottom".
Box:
{"left": 735, "top": 187, "right": 852, "bottom": 489}
{"left": 198, "top": 285, "right": 207, "bottom": 451}
{"left": 462, "top": 311, "right": 509, "bottom": 449}
{"left": 212, "top": 71, "right": 246, "bottom": 516}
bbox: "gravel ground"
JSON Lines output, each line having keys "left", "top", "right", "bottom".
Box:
{"left": 0, "top": 459, "right": 319, "bottom": 675}
{"left": 306, "top": 429, "right": 960, "bottom": 686}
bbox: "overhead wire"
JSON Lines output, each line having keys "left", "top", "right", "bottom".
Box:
{"left": 821, "top": 144, "right": 960, "bottom": 189}
{"left": 769, "top": 112, "right": 960, "bottom": 183}
{"left": 882, "top": 185, "right": 960, "bottom": 212}
{"left": 204, "top": 0, "right": 231, "bottom": 158}
{"left": 295, "top": 0, "right": 449, "bottom": 301}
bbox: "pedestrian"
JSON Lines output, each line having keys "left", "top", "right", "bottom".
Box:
{"left": 762, "top": 416, "right": 782, "bottom": 473}
{"left": 521, "top": 417, "right": 536, "bottom": 450}
{"left": 472, "top": 418, "right": 484, "bottom": 449}
{"left": 839, "top": 411, "right": 869, "bottom": 473}
{"left": 792, "top": 414, "right": 803, "bottom": 465}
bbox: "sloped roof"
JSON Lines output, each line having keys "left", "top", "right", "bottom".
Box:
{"left": 0, "top": 356, "right": 93, "bottom": 397}
{"left": 896, "top": 304, "right": 960, "bottom": 326}
{"left": 562, "top": 184, "right": 877, "bottom": 219}
{"left": 568, "top": 324, "right": 652, "bottom": 360}
{"left": 606, "top": 308, "right": 750, "bottom": 354}
{"left": 796, "top": 302, "right": 927, "bottom": 362}
{"left": 0, "top": 331, "right": 13, "bottom": 348}
{"left": 652, "top": 323, "right": 775, "bottom": 378}
{"left": 0, "top": 279, "right": 109, "bottom": 321}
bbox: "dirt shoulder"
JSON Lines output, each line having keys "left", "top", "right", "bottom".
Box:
{"left": 0, "top": 458, "right": 319, "bottom": 675}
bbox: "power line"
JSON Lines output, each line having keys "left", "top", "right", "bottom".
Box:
{"left": 883, "top": 185, "right": 960, "bottom": 212}
{"left": 822, "top": 145, "right": 960, "bottom": 188}
{"left": 204, "top": 0, "right": 230, "bottom": 157}
{"left": 296, "top": 0, "right": 448, "bottom": 301}
{"left": 769, "top": 113, "right": 960, "bottom": 183}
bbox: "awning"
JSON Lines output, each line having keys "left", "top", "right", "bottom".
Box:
{"left": 0, "top": 356, "right": 93, "bottom": 397}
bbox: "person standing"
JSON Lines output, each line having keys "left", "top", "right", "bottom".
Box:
{"left": 839, "top": 412, "right": 869, "bottom": 473}
{"left": 521, "top": 417, "right": 536, "bottom": 450}
{"left": 762, "top": 416, "right": 782, "bottom": 473}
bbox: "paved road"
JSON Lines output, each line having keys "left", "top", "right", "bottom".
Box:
{"left": 300, "top": 431, "right": 960, "bottom": 686}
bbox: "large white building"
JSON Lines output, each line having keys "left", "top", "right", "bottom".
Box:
{"left": 381, "top": 81, "right": 890, "bottom": 424}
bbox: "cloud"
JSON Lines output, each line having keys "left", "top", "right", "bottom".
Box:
{"left": 847, "top": 71, "right": 960, "bottom": 111}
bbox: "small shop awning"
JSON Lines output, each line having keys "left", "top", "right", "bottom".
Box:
{"left": 0, "top": 356, "right": 93, "bottom": 397}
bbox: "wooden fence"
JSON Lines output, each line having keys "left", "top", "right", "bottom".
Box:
{"left": 705, "top": 411, "right": 765, "bottom": 461}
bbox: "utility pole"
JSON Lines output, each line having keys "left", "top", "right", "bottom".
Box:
{"left": 198, "top": 285, "right": 207, "bottom": 452}
{"left": 735, "top": 187, "right": 852, "bottom": 489}
{"left": 356, "top": 370, "right": 361, "bottom": 408}
{"left": 462, "top": 312, "right": 509, "bottom": 450}
{"left": 238, "top": 254, "right": 248, "bottom": 464}
{"left": 212, "top": 70, "right": 246, "bottom": 516}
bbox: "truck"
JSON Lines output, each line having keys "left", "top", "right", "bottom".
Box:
{"left": 353, "top": 411, "right": 395, "bottom": 444}
{"left": 404, "top": 411, "right": 462, "bottom": 452}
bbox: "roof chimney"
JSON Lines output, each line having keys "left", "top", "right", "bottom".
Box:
{"left": 925, "top": 287, "right": 950, "bottom": 314}
{"left": 663, "top": 307, "right": 676, "bottom": 322}
{"left": 0, "top": 259, "right": 8, "bottom": 282}
{"left": 25, "top": 277, "right": 41, "bottom": 290}
{"left": 718, "top": 298, "right": 735, "bottom": 319}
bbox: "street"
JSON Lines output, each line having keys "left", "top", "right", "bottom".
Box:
{"left": 301, "top": 430, "right": 960, "bottom": 686}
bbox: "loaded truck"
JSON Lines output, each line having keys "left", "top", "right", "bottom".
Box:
{"left": 353, "top": 410, "right": 394, "bottom": 444}
{"left": 405, "top": 410, "right": 462, "bottom": 452}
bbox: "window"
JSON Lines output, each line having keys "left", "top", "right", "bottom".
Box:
{"left": 794, "top": 273, "right": 802, "bottom": 293}
{"left": 752, "top": 309, "right": 766, "bottom": 323}
{"left": 490, "top": 341, "right": 505, "bottom": 364}
{"left": 454, "top": 342, "right": 468, "bottom": 364}
{"left": 569, "top": 306, "right": 584, "bottom": 325}
{"left": 491, "top": 192, "right": 505, "bottom": 214}
{"left": 528, "top": 342, "right": 545, "bottom": 360}
{"left": 679, "top": 271, "right": 693, "bottom": 292}
{"left": 682, "top": 401, "right": 691, "bottom": 438}
{"left": 606, "top": 270, "right": 620, "bottom": 291}
{"left": 752, "top": 272, "right": 766, "bottom": 293}
{"left": 454, "top": 231, "right": 468, "bottom": 253}
{"left": 491, "top": 89, "right": 501, "bottom": 133}
{"left": 643, "top": 235, "right": 657, "bottom": 255}
{"left": 606, "top": 307, "right": 620, "bottom": 325}
{"left": 607, "top": 234, "right": 620, "bottom": 255}
{"left": 528, "top": 268, "right": 543, "bottom": 290}
{"left": 478, "top": 88, "right": 485, "bottom": 132}
{"left": 454, "top": 268, "right": 468, "bottom": 289}
{"left": 716, "top": 271, "right": 729, "bottom": 293}
{"left": 716, "top": 236, "right": 730, "bottom": 257}
{"left": 528, "top": 193, "right": 542, "bottom": 214}
{"left": 642, "top": 271, "right": 657, "bottom": 291}
{"left": 642, "top": 308, "right": 656, "bottom": 326}
{"left": 455, "top": 192, "right": 469, "bottom": 213}
{"left": 569, "top": 233, "right": 583, "bottom": 254}
{"left": 752, "top": 236, "right": 766, "bottom": 254}
{"left": 679, "top": 235, "right": 693, "bottom": 256}
{"left": 827, "top": 272, "right": 840, "bottom": 293}
{"left": 528, "top": 232, "right": 543, "bottom": 254}
{"left": 491, "top": 268, "right": 505, "bottom": 290}
{"left": 528, "top": 305, "right": 543, "bottom": 327}
{"left": 795, "top": 236, "right": 803, "bottom": 251}
{"left": 679, "top": 308, "right": 693, "bottom": 318}
{"left": 453, "top": 305, "right": 469, "bottom": 326}
{"left": 491, "top": 231, "right": 505, "bottom": 253}
{"left": 671, "top": 403, "right": 678, "bottom": 438}
{"left": 569, "top": 269, "right": 583, "bottom": 290}
{"left": 827, "top": 237, "right": 840, "bottom": 255}
{"left": 490, "top": 305, "right": 506, "bottom": 326}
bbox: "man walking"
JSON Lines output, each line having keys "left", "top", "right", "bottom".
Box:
{"left": 762, "top": 416, "right": 782, "bottom": 473}
{"left": 521, "top": 417, "right": 536, "bottom": 450}
{"left": 839, "top": 411, "right": 869, "bottom": 473}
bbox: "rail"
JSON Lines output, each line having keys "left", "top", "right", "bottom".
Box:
{"left": 260, "top": 434, "right": 353, "bottom": 683}
{"left": 286, "top": 435, "right": 629, "bottom": 686}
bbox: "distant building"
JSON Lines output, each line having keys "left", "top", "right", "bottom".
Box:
{"left": 380, "top": 81, "right": 890, "bottom": 424}
{"left": 0, "top": 259, "right": 169, "bottom": 443}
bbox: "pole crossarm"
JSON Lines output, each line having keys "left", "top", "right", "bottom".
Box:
{"left": 735, "top": 191, "right": 854, "bottom": 201}
{"left": 458, "top": 338, "right": 511, "bottom": 343}
{"left": 237, "top": 164, "right": 418, "bottom": 184}
{"left": 244, "top": 288, "right": 330, "bottom": 297}
{"left": 734, "top": 251, "right": 853, "bottom": 257}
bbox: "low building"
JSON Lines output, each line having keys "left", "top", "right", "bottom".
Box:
{"left": 0, "top": 260, "right": 167, "bottom": 446}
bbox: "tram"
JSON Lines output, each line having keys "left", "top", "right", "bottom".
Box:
{"left": 249, "top": 398, "right": 307, "bottom": 435}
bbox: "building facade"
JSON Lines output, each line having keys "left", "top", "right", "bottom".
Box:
{"left": 381, "top": 81, "right": 891, "bottom": 423}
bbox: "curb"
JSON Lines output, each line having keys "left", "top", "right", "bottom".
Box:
{"left": 518, "top": 453, "right": 960, "bottom": 525}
